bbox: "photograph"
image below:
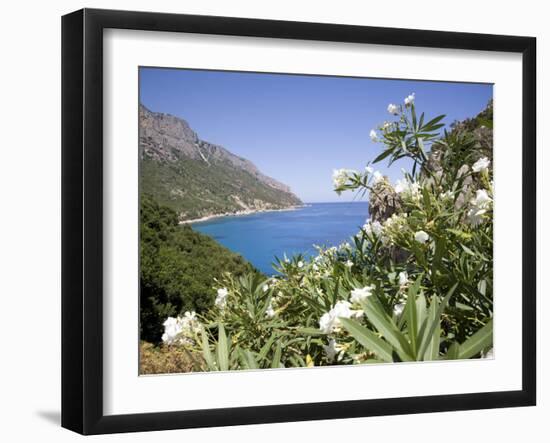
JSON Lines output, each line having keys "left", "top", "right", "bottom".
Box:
{"left": 138, "top": 68, "right": 494, "bottom": 374}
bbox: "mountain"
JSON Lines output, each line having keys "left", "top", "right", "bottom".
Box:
{"left": 139, "top": 104, "right": 303, "bottom": 221}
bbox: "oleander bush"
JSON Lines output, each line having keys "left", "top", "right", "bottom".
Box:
{"left": 147, "top": 94, "right": 494, "bottom": 373}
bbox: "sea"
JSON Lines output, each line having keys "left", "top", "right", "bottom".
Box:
{"left": 192, "top": 202, "right": 369, "bottom": 275}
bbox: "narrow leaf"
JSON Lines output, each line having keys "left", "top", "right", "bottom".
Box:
{"left": 201, "top": 330, "right": 216, "bottom": 370}
{"left": 418, "top": 283, "right": 458, "bottom": 359}
{"left": 458, "top": 319, "right": 493, "bottom": 359}
{"left": 446, "top": 342, "right": 460, "bottom": 360}
{"left": 340, "top": 317, "right": 393, "bottom": 362}
{"left": 363, "top": 297, "right": 414, "bottom": 360}
{"left": 217, "top": 324, "right": 229, "bottom": 371}
{"left": 271, "top": 343, "right": 282, "bottom": 368}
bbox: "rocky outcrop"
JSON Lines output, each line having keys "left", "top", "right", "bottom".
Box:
{"left": 140, "top": 104, "right": 295, "bottom": 194}
{"left": 368, "top": 179, "right": 402, "bottom": 223}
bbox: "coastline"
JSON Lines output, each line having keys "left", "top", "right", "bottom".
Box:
{"left": 179, "top": 205, "right": 307, "bottom": 225}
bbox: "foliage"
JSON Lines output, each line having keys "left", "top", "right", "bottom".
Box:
{"left": 141, "top": 155, "right": 302, "bottom": 221}
{"left": 149, "top": 96, "right": 494, "bottom": 372}
{"left": 140, "top": 194, "right": 257, "bottom": 344}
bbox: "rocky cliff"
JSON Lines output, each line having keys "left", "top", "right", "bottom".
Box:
{"left": 139, "top": 105, "right": 302, "bottom": 221}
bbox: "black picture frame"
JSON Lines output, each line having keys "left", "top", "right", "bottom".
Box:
{"left": 61, "top": 8, "right": 537, "bottom": 435}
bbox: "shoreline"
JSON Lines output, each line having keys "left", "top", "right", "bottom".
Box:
{"left": 179, "top": 205, "right": 307, "bottom": 225}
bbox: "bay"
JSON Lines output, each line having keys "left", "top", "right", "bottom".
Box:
{"left": 191, "top": 202, "right": 369, "bottom": 275}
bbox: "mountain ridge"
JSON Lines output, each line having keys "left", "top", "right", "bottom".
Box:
{"left": 139, "top": 104, "right": 303, "bottom": 220}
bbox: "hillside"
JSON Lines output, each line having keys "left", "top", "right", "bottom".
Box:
{"left": 140, "top": 195, "right": 258, "bottom": 343}
{"left": 139, "top": 104, "right": 303, "bottom": 221}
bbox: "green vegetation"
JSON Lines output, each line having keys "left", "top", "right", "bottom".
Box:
{"left": 143, "top": 96, "right": 494, "bottom": 374}
{"left": 140, "top": 195, "right": 257, "bottom": 344}
{"left": 141, "top": 156, "right": 301, "bottom": 220}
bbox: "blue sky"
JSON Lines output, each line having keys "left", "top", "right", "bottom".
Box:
{"left": 140, "top": 68, "right": 492, "bottom": 203}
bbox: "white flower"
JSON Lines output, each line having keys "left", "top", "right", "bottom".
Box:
{"left": 333, "top": 169, "right": 356, "bottom": 188}
{"left": 365, "top": 165, "right": 374, "bottom": 174}
{"left": 340, "top": 241, "right": 351, "bottom": 250}
{"left": 404, "top": 93, "right": 415, "bottom": 107}
{"left": 362, "top": 219, "right": 383, "bottom": 238}
{"left": 414, "top": 230, "right": 430, "bottom": 244}
{"left": 345, "top": 260, "right": 354, "bottom": 268}
{"left": 473, "top": 189, "right": 492, "bottom": 207}
{"left": 312, "top": 263, "right": 319, "bottom": 271}
{"left": 472, "top": 157, "right": 490, "bottom": 173}
{"left": 398, "top": 271, "right": 409, "bottom": 286}
{"left": 457, "top": 164, "right": 470, "bottom": 177}
{"left": 161, "top": 312, "right": 201, "bottom": 345}
{"left": 387, "top": 103, "right": 399, "bottom": 115}
{"left": 161, "top": 317, "right": 181, "bottom": 345}
{"left": 319, "top": 301, "right": 353, "bottom": 334}
{"left": 467, "top": 189, "right": 492, "bottom": 226}
{"left": 351, "top": 309, "right": 364, "bottom": 318}
{"left": 394, "top": 178, "right": 421, "bottom": 199}
{"left": 265, "top": 302, "right": 275, "bottom": 318}
{"left": 350, "top": 285, "right": 375, "bottom": 304}
{"left": 467, "top": 208, "right": 487, "bottom": 226}
{"left": 440, "top": 190, "right": 454, "bottom": 201}
{"left": 382, "top": 121, "right": 392, "bottom": 131}
{"left": 215, "top": 288, "right": 228, "bottom": 308}
{"left": 370, "top": 129, "right": 379, "bottom": 142}
{"left": 372, "top": 171, "right": 384, "bottom": 185}
{"left": 372, "top": 221, "right": 383, "bottom": 236}
{"left": 263, "top": 284, "right": 269, "bottom": 292}
{"left": 297, "top": 261, "right": 304, "bottom": 268}
{"left": 393, "top": 303, "right": 405, "bottom": 317}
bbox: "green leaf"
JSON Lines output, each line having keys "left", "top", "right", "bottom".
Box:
{"left": 271, "top": 343, "right": 282, "bottom": 368}
{"left": 460, "top": 244, "right": 476, "bottom": 256}
{"left": 422, "top": 297, "right": 441, "bottom": 361}
{"left": 446, "top": 342, "right": 460, "bottom": 360}
{"left": 418, "top": 283, "right": 458, "bottom": 359}
{"left": 217, "top": 323, "right": 229, "bottom": 371}
{"left": 340, "top": 317, "right": 393, "bottom": 362}
{"left": 240, "top": 349, "right": 259, "bottom": 369}
{"left": 432, "top": 237, "right": 445, "bottom": 278}
{"left": 201, "top": 330, "right": 216, "bottom": 370}
{"left": 418, "top": 112, "right": 425, "bottom": 129}
{"left": 373, "top": 147, "right": 394, "bottom": 164}
{"left": 422, "top": 186, "right": 431, "bottom": 212}
{"left": 258, "top": 333, "right": 278, "bottom": 361}
{"left": 458, "top": 319, "right": 493, "bottom": 359}
{"left": 422, "top": 114, "right": 445, "bottom": 130}
{"left": 363, "top": 297, "right": 414, "bottom": 361}
{"left": 297, "top": 327, "right": 326, "bottom": 336}
{"left": 405, "top": 275, "right": 422, "bottom": 358}
{"left": 415, "top": 293, "right": 428, "bottom": 349}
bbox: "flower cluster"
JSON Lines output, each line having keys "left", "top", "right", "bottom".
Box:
{"left": 162, "top": 311, "right": 202, "bottom": 346}
{"left": 362, "top": 218, "right": 383, "bottom": 238}
{"left": 472, "top": 157, "right": 490, "bottom": 174}
{"left": 394, "top": 178, "right": 421, "bottom": 201}
{"left": 215, "top": 287, "right": 228, "bottom": 308}
{"left": 319, "top": 301, "right": 360, "bottom": 334}
{"left": 404, "top": 93, "right": 415, "bottom": 107}
{"left": 467, "top": 189, "right": 492, "bottom": 226}
{"left": 332, "top": 169, "right": 352, "bottom": 188}
{"left": 350, "top": 285, "right": 375, "bottom": 304}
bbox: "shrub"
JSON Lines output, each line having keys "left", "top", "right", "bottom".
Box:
{"left": 158, "top": 95, "right": 493, "bottom": 370}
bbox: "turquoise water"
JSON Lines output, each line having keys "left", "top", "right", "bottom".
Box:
{"left": 192, "top": 202, "right": 369, "bottom": 275}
